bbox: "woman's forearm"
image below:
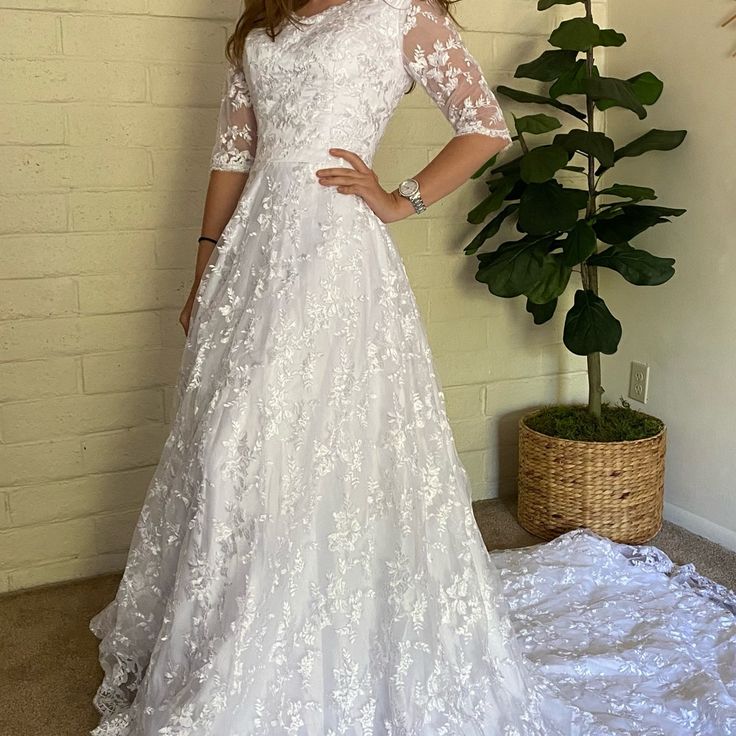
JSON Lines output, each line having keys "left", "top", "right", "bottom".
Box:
{"left": 390, "top": 133, "right": 510, "bottom": 219}
{"left": 193, "top": 169, "right": 249, "bottom": 285}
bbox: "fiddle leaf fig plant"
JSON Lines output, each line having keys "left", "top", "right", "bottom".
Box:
{"left": 466, "top": 0, "right": 686, "bottom": 420}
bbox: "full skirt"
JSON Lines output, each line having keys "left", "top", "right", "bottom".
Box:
{"left": 89, "top": 160, "right": 554, "bottom": 736}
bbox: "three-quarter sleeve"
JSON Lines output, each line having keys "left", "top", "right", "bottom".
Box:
{"left": 210, "top": 62, "right": 258, "bottom": 173}
{"left": 401, "top": 0, "right": 513, "bottom": 148}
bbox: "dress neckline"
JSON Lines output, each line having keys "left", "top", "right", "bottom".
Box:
{"left": 293, "top": 0, "right": 355, "bottom": 21}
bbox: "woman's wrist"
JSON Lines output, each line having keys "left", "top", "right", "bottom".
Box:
{"left": 390, "top": 189, "right": 417, "bottom": 220}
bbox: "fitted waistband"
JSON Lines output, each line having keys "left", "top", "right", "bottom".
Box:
{"left": 250, "top": 152, "right": 373, "bottom": 172}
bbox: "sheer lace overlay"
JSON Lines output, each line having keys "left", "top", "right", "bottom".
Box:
{"left": 90, "top": 2, "right": 551, "bottom": 735}
{"left": 90, "top": 2, "right": 736, "bottom": 734}
{"left": 210, "top": 63, "right": 258, "bottom": 173}
{"left": 493, "top": 530, "right": 736, "bottom": 736}
{"left": 401, "top": 0, "right": 513, "bottom": 142}
{"left": 208, "top": 0, "right": 512, "bottom": 175}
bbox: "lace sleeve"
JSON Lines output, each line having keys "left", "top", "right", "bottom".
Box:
{"left": 401, "top": 0, "right": 513, "bottom": 147}
{"left": 209, "top": 62, "right": 258, "bottom": 173}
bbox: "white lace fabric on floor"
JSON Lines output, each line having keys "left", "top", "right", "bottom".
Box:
{"left": 493, "top": 529, "right": 736, "bottom": 735}
{"left": 88, "top": 0, "right": 736, "bottom": 734}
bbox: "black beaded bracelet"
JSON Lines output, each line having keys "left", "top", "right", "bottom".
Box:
{"left": 198, "top": 236, "right": 218, "bottom": 245}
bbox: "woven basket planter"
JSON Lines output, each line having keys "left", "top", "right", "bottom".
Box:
{"left": 517, "top": 410, "right": 666, "bottom": 544}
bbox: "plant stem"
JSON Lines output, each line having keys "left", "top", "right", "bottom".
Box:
{"left": 518, "top": 131, "right": 529, "bottom": 155}
{"left": 581, "top": 0, "right": 603, "bottom": 419}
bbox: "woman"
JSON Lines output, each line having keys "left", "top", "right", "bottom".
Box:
{"left": 89, "top": 0, "right": 559, "bottom": 733}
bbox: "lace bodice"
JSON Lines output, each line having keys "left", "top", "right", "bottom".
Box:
{"left": 209, "top": 0, "right": 512, "bottom": 173}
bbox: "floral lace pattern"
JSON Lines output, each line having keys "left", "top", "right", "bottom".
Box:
{"left": 492, "top": 529, "right": 736, "bottom": 736}
{"left": 209, "top": 64, "right": 258, "bottom": 173}
{"left": 90, "top": 1, "right": 546, "bottom": 734}
{"left": 401, "top": 0, "right": 513, "bottom": 140}
{"left": 90, "top": 161, "right": 550, "bottom": 732}
{"left": 90, "top": 1, "right": 736, "bottom": 734}
{"left": 208, "top": 0, "right": 512, "bottom": 175}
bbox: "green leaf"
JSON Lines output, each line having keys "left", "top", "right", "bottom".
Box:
{"left": 464, "top": 204, "right": 519, "bottom": 255}
{"left": 613, "top": 128, "right": 687, "bottom": 163}
{"left": 538, "top": 0, "right": 583, "bottom": 9}
{"left": 520, "top": 144, "right": 571, "bottom": 183}
{"left": 518, "top": 182, "right": 588, "bottom": 235}
{"left": 549, "top": 60, "right": 591, "bottom": 98}
{"left": 525, "top": 254, "right": 572, "bottom": 303}
{"left": 563, "top": 289, "right": 622, "bottom": 355}
{"left": 506, "top": 178, "right": 527, "bottom": 202}
{"left": 597, "top": 28, "right": 626, "bottom": 47}
{"left": 546, "top": 17, "right": 625, "bottom": 49}
{"left": 475, "top": 238, "right": 549, "bottom": 298}
{"left": 593, "top": 204, "right": 686, "bottom": 244}
{"left": 627, "top": 71, "right": 663, "bottom": 105}
{"left": 554, "top": 129, "right": 615, "bottom": 167}
{"left": 561, "top": 220, "right": 597, "bottom": 266}
{"left": 471, "top": 152, "right": 501, "bottom": 180}
{"left": 491, "top": 155, "right": 523, "bottom": 176}
{"left": 515, "top": 50, "right": 579, "bottom": 82}
{"left": 597, "top": 183, "right": 657, "bottom": 202}
{"left": 526, "top": 297, "right": 558, "bottom": 324}
{"left": 514, "top": 113, "right": 563, "bottom": 135}
{"left": 496, "top": 85, "right": 586, "bottom": 120}
{"left": 588, "top": 243, "right": 675, "bottom": 285}
{"left": 467, "top": 176, "right": 516, "bottom": 224}
{"left": 550, "top": 18, "right": 601, "bottom": 51}
{"left": 594, "top": 204, "right": 625, "bottom": 218}
{"left": 593, "top": 128, "right": 687, "bottom": 180}
{"left": 583, "top": 76, "right": 647, "bottom": 118}
{"left": 595, "top": 71, "right": 663, "bottom": 112}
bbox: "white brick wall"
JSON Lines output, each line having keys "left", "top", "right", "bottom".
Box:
{"left": 0, "top": 0, "right": 602, "bottom": 592}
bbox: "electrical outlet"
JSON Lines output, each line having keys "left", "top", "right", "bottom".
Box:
{"left": 628, "top": 361, "right": 650, "bottom": 403}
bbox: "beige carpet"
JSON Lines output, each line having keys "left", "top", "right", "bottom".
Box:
{"left": 1, "top": 498, "right": 735, "bottom": 736}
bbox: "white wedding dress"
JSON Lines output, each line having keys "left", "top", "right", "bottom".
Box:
{"left": 89, "top": 0, "right": 555, "bottom": 734}
{"left": 88, "top": 0, "right": 736, "bottom": 734}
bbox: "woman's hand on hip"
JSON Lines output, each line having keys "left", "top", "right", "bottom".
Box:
{"left": 316, "top": 148, "right": 412, "bottom": 224}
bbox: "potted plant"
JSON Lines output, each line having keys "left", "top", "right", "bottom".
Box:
{"left": 464, "top": 0, "right": 686, "bottom": 544}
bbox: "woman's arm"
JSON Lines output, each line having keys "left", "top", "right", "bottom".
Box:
{"left": 390, "top": 133, "right": 509, "bottom": 218}
{"left": 195, "top": 171, "right": 249, "bottom": 283}
{"left": 319, "top": 131, "right": 508, "bottom": 223}
{"left": 317, "top": 0, "right": 512, "bottom": 222}
{"left": 180, "top": 62, "right": 258, "bottom": 334}
{"left": 180, "top": 171, "right": 247, "bottom": 334}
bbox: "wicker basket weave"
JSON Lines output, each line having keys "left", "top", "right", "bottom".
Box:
{"left": 517, "top": 411, "right": 666, "bottom": 544}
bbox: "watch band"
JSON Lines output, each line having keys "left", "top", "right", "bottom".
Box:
{"left": 407, "top": 189, "right": 426, "bottom": 214}
{"left": 398, "top": 178, "right": 427, "bottom": 214}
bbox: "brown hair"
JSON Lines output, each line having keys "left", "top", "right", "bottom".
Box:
{"left": 225, "top": 0, "right": 463, "bottom": 68}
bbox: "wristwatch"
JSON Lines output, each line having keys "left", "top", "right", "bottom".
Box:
{"left": 398, "top": 177, "right": 427, "bottom": 214}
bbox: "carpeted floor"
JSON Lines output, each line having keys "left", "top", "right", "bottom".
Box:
{"left": 1, "top": 498, "right": 735, "bottom": 736}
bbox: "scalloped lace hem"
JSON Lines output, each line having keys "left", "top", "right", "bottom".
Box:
{"left": 560, "top": 527, "right": 736, "bottom": 614}
{"left": 89, "top": 527, "right": 736, "bottom": 735}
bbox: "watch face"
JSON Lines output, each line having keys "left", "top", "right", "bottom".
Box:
{"left": 399, "top": 178, "right": 419, "bottom": 197}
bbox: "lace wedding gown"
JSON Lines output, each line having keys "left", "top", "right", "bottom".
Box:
{"left": 89, "top": 1, "right": 560, "bottom": 733}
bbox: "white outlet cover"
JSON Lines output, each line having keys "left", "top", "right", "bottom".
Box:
{"left": 628, "top": 361, "right": 650, "bottom": 403}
